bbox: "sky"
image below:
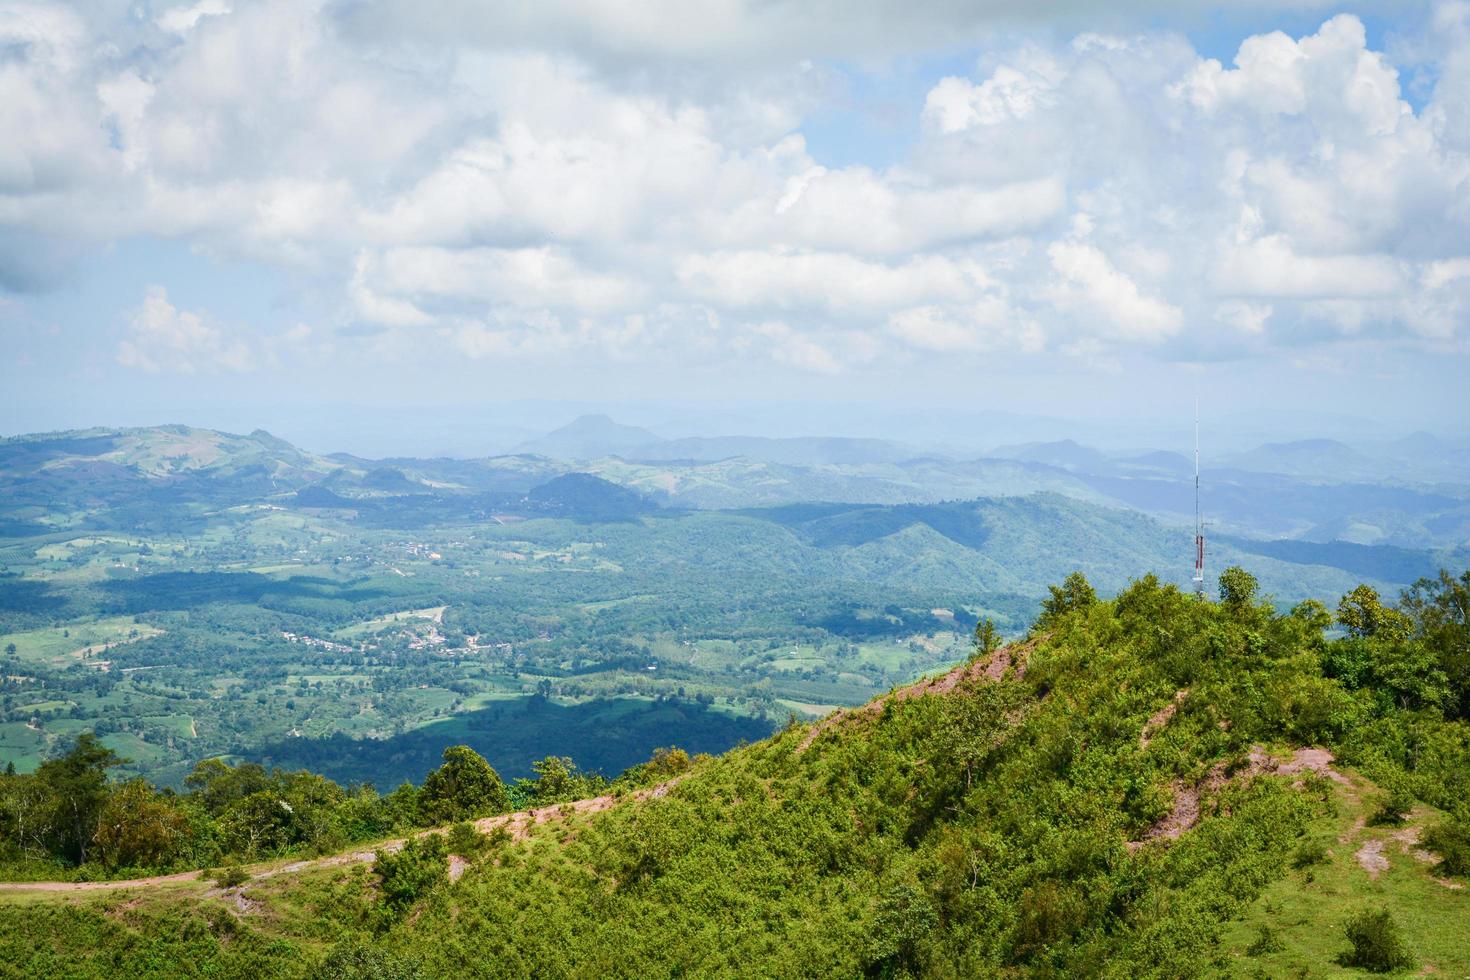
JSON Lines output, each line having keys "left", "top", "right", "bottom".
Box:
{"left": 1, "top": 0, "right": 1468, "bottom": 455}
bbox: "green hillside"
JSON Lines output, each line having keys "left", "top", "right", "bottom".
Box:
{"left": 0, "top": 568, "right": 1465, "bottom": 977}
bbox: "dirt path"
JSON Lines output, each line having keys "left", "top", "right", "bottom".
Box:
{"left": 0, "top": 870, "right": 204, "bottom": 892}
{"left": 0, "top": 778, "right": 684, "bottom": 895}
{"left": 1129, "top": 746, "right": 1348, "bottom": 851}
{"left": 1139, "top": 690, "right": 1188, "bottom": 750}
{"left": 796, "top": 638, "right": 1036, "bottom": 755}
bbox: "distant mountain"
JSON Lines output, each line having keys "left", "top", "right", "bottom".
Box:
{"left": 516, "top": 414, "right": 662, "bottom": 460}
{"left": 0, "top": 425, "right": 340, "bottom": 513}
{"left": 5, "top": 423, "right": 1468, "bottom": 549}
{"left": 1111, "top": 450, "right": 1193, "bottom": 479}
{"left": 1221, "top": 438, "right": 1381, "bottom": 480}
{"left": 627, "top": 435, "right": 921, "bottom": 466}
{"left": 988, "top": 439, "right": 1111, "bottom": 472}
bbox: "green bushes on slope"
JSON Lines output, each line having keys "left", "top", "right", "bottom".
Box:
{"left": 0, "top": 565, "right": 1467, "bottom": 978}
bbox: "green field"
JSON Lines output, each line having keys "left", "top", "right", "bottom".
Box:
{"left": 0, "top": 617, "right": 163, "bottom": 665}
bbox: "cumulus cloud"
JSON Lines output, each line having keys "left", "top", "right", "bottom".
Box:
{"left": 1047, "top": 240, "right": 1183, "bottom": 341}
{"left": 116, "top": 286, "right": 254, "bottom": 373}
{"left": 2, "top": 1, "right": 1468, "bottom": 377}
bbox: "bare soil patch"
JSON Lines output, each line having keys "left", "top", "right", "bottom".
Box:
{"left": 1139, "top": 689, "right": 1188, "bottom": 750}
{"left": 1356, "top": 838, "right": 1390, "bottom": 878}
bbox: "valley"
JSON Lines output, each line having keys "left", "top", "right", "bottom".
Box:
{"left": 3, "top": 424, "right": 1464, "bottom": 789}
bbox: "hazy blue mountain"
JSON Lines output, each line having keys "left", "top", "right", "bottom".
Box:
{"left": 986, "top": 438, "right": 1112, "bottom": 472}
{"left": 516, "top": 414, "right": 663, "bottom": 460}
{"left": 1219, "top": 438, "right": 1382, "bottom": 480}
{"left": 627, "top": 435, "right": 922, "bottom": 466}
{"left": 6, "top": 424, "right": 1468, "bottom": 550}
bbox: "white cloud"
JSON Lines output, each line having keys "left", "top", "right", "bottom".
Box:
{"left": 1215, "top": 235, "right": 1403, "bottom": 298}
{"left": 751, "top": 321, "right": 843, "bottom": 374}
{"left": 156, "top": 0, "right": 231, "bottom": 36}
{"left": 922, "top": 57, "right": 1063, "bottom": 133}
{"left": 116, "top": 286, "right": 254, "bottom": 373}
{"left": 1, "top": 1, "right": 1467, "bottom": 376}
{"left": 677, "top": 250, "right": 986, "bottom": 317}
{"left": 1214, "top": 301, "right": 1273, "bottom": 335}
{"left": 372, "top": 245, "right": 648, "bottom": 314}
{"left": 887, "top": 299, "right": 1043, "bottom": 353}
{"left": 1047, "top": 240, "right": 1182, "bottom": 341}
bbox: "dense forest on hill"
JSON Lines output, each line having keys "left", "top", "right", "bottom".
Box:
{"left": 0, "top": 567, "right": 1466, "bottom": 977}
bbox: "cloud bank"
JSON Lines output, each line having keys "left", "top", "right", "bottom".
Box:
{"left": 0, "top": 0, "right": 1466, "bottom": 378}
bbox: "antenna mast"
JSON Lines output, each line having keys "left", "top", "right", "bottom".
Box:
{"left": 1193, "top": 400, "right": 1205, "bottom": 597}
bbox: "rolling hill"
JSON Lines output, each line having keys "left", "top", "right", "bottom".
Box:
{"left": 1, "top": 573, "right": 1465, "bottom": 977}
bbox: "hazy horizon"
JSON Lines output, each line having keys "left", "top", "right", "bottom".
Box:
{"left": 3, "top": 398, "right": 1465, "bottom": 462}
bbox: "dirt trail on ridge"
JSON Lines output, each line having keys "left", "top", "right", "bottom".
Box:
{"left": 0, "top": 778, "right": 684, "bottom": 895}
{"left": 795, "top": 638, "right": 1036, "bottom": 755}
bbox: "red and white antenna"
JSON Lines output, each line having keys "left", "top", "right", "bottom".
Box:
{"left": 1193, "top": 400, "right": 1205, "bottom": 597}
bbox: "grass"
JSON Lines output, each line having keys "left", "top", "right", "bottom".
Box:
{"left": 1218, "top": 774, "right": 1470, "bottom": 977}
{"left": 0, "top": 616, "right": 162, "bottom": 665}
{"left": 775, "top": 698, "right": 838, "bottom": 718}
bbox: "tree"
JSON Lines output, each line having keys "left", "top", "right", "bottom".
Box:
{"left": 374, "top": 832, "right": 448, "bottom": 913}
{"left": 93, "top": 779, "right": 190, "bottom": 870}
{"left": 1037, "top": 572, "right": 1098, "bottom": 628}
{"left": 419, "top": 746, "right": 506, "bottom": 823}
{"left": 0, "top": 772, "right": 56, "bottom": 860}
{"left": 1400, "top": 570, "right": 1470, "bottom": 720}
{"left": 972, "top": 618, "right": 1002, "bottom": 660}
{"left": 185, "top": 758, "right": 271, "bottom": 815}
{"left": 35, "top": 734, "right": 122, "bottom": 865}
{"left": 1217, "top": 566, "right": 1259, "bottom": 611}
{"left": 1337, "top": 585, "right": 1411, "bottom": 642}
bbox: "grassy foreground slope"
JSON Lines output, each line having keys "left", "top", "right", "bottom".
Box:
{"left": 1, "top": 571, "right": 1467, "bottom": 978}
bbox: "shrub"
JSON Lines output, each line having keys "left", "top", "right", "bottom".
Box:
{"left": 1246, "top": 923, "right": 1284, "bottom": 956}
{"left": 318, "top": 940, "right": 426, "bottom": 979}
{"left": 1369, "top": 784, "right": 1414, "bottom": 827}
{"left": 1341, "top": 908, "right": 1414, "bottom": 973}
{"left": 1423, "top": 817, "right": 1470, "bottom": 878}
{"left": 445, "top": 822, "right": 487, "bottom": 858}
{"left": 1291, "top": 837, "right": 1329, "bottom": 870}
{"left": 374, "top": 834, "right": 448, "bottom": 913}
{"left": 214, "top": 866, "right": 250, "bottom": 888}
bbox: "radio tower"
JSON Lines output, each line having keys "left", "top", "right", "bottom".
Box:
{"left": 1193, "top": 401, "right": 1206, "bottom": 598}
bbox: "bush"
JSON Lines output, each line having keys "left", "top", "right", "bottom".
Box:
{"left": 1341, "top": 908, "right": 1414, "bottom": 973}
{"left": 318, "top": 940, "right": 426, "bottom": 979}
{"left": 1246, "top": 923, "right": 1284, "bottom": 956}
{"left": 214, "top": 866, "right": 250, "bottom": 888}
{"left": 1423, "top": 818, "right": 1470, "bottom": 878}
{"left": 373, "top": 834, "right": 448, "bottom": 913}
{"left": 1369, "top": 785, "right": 1414, "bottom": 827}
{"left": 445, "top": 822, "right": 487, "bottom": 858}
{"left": 1291, "top": 837, "right": 1330, "bottom": 870}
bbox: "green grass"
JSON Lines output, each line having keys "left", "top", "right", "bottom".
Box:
{"left": 1218, "top": 783, "right": 1470, "bottom": 977}
{"left": 0, "top": 617, "right": 161, "bottom": 664}
{"left": 0, "top": 722, "right": 47, "bottom": 770}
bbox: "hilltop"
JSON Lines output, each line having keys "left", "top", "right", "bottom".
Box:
{"left": 0, "top": 569, "right": 1466, "bottom": 977}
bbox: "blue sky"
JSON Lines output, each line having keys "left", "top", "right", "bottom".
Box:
{"left": 1, "top": 0, "right": 1467, "bottom": 455}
